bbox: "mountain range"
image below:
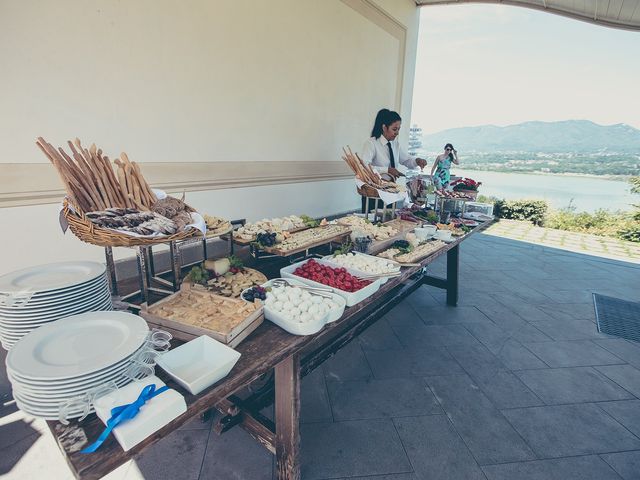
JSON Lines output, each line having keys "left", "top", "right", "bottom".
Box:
{"left": 421, "top": 120, "right": 640, "bottom": 153}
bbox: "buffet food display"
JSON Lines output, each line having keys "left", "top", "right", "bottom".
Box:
{"left": 336, "top": 215, "right": 397, "bottom": 240}
{"left": 378, "top": 239, "right": 447, "bottom": 264}
{"left": 325, "top": 253, "right": 400, "bottom": 276}
{"left": 263, "top": 224, "right": 351, "bottom": 255}
{"left": 234, "top": 215, "right": 316, "bottom": 244}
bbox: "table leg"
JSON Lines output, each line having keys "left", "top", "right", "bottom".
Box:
{"left": 275, "top": 354, "right": 301, "bottom": 480}
{"left": 446, "top": 244, "right": 459, "bottom": 306}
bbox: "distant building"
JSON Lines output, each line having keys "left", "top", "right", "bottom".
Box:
{"left": 409, "top": 124, "right": 423, "bottom": 156}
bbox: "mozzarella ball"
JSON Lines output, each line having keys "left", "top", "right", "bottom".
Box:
{"left": 311, "top": 296, "right": 322, "bottom": 304}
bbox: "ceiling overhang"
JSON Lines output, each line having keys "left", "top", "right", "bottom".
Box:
{"left": 415, "top": 0, "right": 640, "bottom": 31}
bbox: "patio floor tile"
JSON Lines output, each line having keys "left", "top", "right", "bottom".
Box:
{"left": 515, "top": 367, "right": 635, "bottom": 404}
{"left": 364, "top": 346, "right": 464, "bottom": 379}
{"left": 426, "top": 374, "right": 536, "bottom": 464}
{"left": 199, "top": 427, "right": 273, "bottom": 480}
{"left": 326, "top": 378, "right": 441, "bottom": 421}
{"left": 595, "top": 364, "right": 640, "bottom": 398}
{"left": 600, "top": 451, "right": 640, "bottom": 480}
{"left": 530, "top": 319, "right": 608, "bottom": 341}
{"left": 394, "top": 415, "right": 486, "bottom": 480}
{"left": 392, "top": 323, "right": 480, "bottom": 348}
{"left": 482, "top": 455, "right": 623, "bottom": 480}
{"left": 523, "top": 340, "right": 625, "bottom": 367}
{"left": 301, "top": 419, "right": 412, "bottom": 480}
{"left": 597, "top": 400, "right": 640, "bottom": 438}
{"left": 322, "top": 341, "right": 373, "bottom": 382}
{"left": 301, "top": 367, "right": 332, "bottom": 424}
{"left": 502, "top": 403, "right": 640, "bottom": 458}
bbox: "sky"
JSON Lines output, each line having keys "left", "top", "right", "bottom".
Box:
{"left": 411, "top": 4, "right": 640, "bottom": 134}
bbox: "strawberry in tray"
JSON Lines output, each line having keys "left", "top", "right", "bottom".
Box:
{"left": 293, "top": 259, "right": 371, "bottom": 293}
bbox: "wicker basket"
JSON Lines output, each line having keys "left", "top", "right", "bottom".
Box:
{"left": 62, "top": 199, "right": 202, "bottom": 247}
{"left": 357, "top": 184, "right": 380, "bottom": 198}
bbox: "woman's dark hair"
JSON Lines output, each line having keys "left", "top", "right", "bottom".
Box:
{"left": 444, "top": 143, "right": 455, "bottom": 160}
{"left": 371, "top": 108, "right": 402, "bottom": 138}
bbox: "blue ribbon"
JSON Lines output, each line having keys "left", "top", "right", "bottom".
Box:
{"left": 81, "top": 384, "right": 169, "bottom": 453}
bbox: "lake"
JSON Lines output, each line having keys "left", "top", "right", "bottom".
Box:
{"left": 452, "top": 169, "right": 637, "bottom": 212}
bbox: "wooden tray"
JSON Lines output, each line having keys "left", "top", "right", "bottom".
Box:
{"left": 141, "top": 288, "right": 264, "bottom": 348}
{"left": 261, "top": 226, "right": 351, "bottom": 257}
{"left": 232, "top": 225, "right": 310, "bottom": 246}
{"left": 368, "top": 219, "right": 417, "bottom": 255}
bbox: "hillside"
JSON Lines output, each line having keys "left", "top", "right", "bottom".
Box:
{"left": 422, "top": 120, "right": 640, "bottom": 153}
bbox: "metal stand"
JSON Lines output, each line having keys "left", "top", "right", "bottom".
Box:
{"left": 362, "top": 197, "right": 398, "bottom": 222}
{"left": 104, "top": 221, "right": 241, "bottom": 306}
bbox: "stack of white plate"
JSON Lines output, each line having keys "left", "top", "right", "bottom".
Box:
{"left": 6, "top": 311, "right": 150, "bottom": 420}
{"left": 0, "top": 261, "right": 113, "bottom": 350}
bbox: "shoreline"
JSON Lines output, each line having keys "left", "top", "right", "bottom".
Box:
{"left": 455, "top": 168, "right": 632, "bottom": 182}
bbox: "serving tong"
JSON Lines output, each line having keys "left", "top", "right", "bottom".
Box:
{"left": 271, "top": 279, "right": 334, "bottom": 298}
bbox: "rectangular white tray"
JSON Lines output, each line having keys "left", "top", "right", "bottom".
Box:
{"left": 321, "top": 252, "right": 401, "bottom": 285}
{"left": 280, "top": 259, "right": 381, "bottom": 307}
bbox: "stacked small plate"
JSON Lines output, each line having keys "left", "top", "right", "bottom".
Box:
{"left": 6, "top": 311, "right": 150, "bottom": 420}
{"left": 0, "top": 261, "right": 113, "bottom": 350}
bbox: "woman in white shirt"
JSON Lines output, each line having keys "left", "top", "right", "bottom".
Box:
{"left": 361, "top": 109, "right": 428, "bottom": 179}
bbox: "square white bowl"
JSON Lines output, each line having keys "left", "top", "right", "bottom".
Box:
{"left": 156, "top": 336, "right": 241, "bottom": 395}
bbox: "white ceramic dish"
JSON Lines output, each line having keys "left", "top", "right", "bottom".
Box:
{"left": 157, "top": 336, "right": 241, "bottom": 395}
{"left": 280, "top": 259, "right": 381, "bottom": 307}
{"left": 434, "top": 230, "right": 453, "bottom": 241}
{"left": 260, "top": 278, "right": 346, "bottom": 324}
{"left": 6, "top": 311, "right": 148, "bottom": 380}
{"left": 415, "top": 226, "right": 436, "bottom": 241}
{"left": 0, "top": 261, "right": 106, "bottom": 294}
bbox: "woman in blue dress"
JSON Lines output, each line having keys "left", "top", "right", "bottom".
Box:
{"left": 430, "top": 143, "right": 459, "bottom": 190}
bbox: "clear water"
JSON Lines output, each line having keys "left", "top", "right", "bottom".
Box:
{"left": 453, "top": 169, "right": 637, "bottom": 212}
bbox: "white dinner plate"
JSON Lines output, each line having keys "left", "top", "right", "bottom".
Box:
{"left": 8, "top": 348, "right": 140, "bottom": 389}
{"left": 6, "top": 311, "right": 148, "bottom": 380}
{"left": 0, "top": 262, "right": 106, "bottom": 295}
{"left": 4, "top": 273, "right": 109, "bottom": 303}
{"left": 0, "top": 291, "right": 112, "bottom": 319}
{"left": 0, "top": 277, "right": 110, "bottom": 311}
{"left": 13, "top": 375, "right": 133, "bottom": 403}
{"left": 0, "top": 298, "right": 113, "bottom": 326}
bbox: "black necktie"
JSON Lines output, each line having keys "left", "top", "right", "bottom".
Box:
{"left": 387, "top": 142, "right": 396, "bottom": 168}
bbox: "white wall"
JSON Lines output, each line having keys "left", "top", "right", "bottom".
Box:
{"left": 0, "top": 0, "right": 420, "bottom": 275}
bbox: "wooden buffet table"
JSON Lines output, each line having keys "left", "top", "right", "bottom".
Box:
{"left": 46, "top": 220, "right": 494, "bottom": 480}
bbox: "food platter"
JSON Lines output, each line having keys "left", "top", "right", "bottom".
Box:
{"left": 368, "top": 219, "right": 418, "bottom": 254}
{"left": 142, "top": 285, "right": 264, "bottom": 347}
{"left": 263, "top": 225, "right": 351, "bottom": 256}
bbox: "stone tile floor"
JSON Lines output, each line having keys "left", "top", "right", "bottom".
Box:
{"left": 485, "top": 219, "right": 640, "bottom": 262}
{"left": 2, "top": 232, "right": 640, "bottom": 479}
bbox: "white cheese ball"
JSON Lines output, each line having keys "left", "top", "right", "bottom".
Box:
{"left": 313, "top": 312, "right": 325, "bottom": 322}
{"left": 289, "top": 307, "right": 301, "bottom": 318}
{"left": 298, "top": 300, "right": 311, "bottom": 312}
{"left": 272, "top": 301, "right": 283, "bottom": 311}
{"left": 311, "top": 296, "right": 323, "bottom": 304}
{"left": 308, "top": 304, "right": 320, "bottom": 315}
{"left": 301, "top": 291, "right": 312, "bottom": 301}
{"left": 282, "top": 301, "right": 294, "bottom": 311}
{"left": 299, "top": 311, "right": 312, "bottom": 323}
